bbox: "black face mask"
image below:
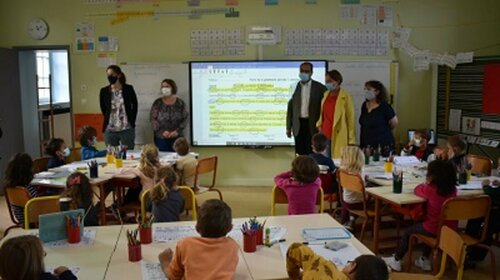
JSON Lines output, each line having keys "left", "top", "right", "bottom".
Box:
{"left": 107, "top": 75, "right": 118, "bottom": 85}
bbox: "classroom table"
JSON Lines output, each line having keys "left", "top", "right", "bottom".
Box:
{"left": 2, "top": 214, "right": 373, "bottom": 280}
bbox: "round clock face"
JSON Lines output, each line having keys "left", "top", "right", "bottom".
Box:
{"left": 28, "top": 18, "right": 49, "bottom": 40}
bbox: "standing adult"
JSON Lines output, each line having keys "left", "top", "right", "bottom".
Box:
{"left": 150, "top": 79, "right": 189, "bottom": 152}
{"left": 286, "top": 62, "right": 327, "bottom": 155}
{"left": 99, "top": 65, "right": 138, "bottom": 149}
{"left": 316, "top": 70, "right": 356, "bottom": 158}
{"left": 359, "top": 80, "right": 398, "bottom": 156}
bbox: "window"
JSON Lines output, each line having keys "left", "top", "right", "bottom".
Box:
{"left": 35, "top": 50, "right": 70, "bottom": 106}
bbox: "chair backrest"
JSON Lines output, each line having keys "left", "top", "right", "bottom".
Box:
{"left": 319, "top": 171, "right": 337, "bottom": 195}
{"left": 24, "top": 196, "right": 61, "bottom": 229}
{"left": 467, "top": 154, "right": 493, "bottom": 176}
{"left": 439, "top": 225, "right": 467, "bottom": 268}
{"left": 4, "top": 185, "right": 31, "bottom": 225}
{"left": 193, "top": 156, "right": 217, "bottom": 189}
{"left": 67, "top": 147, "right": 82, "bottom": 163}
{"left": 178, "top": 186, "right": 197, "bottom": 220}
{"left": 140, "top": 189, "right": 151, "bottom": 220}
{"left": 33, "top": 157, "right": 51, "bottom": 173}
{"left": 271, "top": 185, "right": 324, "bottom": 216}
{"left": 439, "top": 195, "right": 491, "bottom": 242}
{"left": 337, "top": 169, "right": 365, "bottom": 194}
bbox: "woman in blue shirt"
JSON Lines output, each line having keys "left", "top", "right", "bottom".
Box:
{"left": 359, "top": 80, "right": 398, "bottom": 157}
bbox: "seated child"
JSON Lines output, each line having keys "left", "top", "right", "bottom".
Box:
{"left": 0, "top": 235, "right": 77, "bottom": 280}
{"left": 158, "top": 199, "right": 238, "bottom": 280}
{"left": 465, "top": 179, "right": 500, "bottom": 266}
{"left": 173, "top": 137, "right": 197, "bottom": 190}
{"left": 45, "top": 138, "right": 69, "bottom": 168}
{"left": 446, "top": 135, "right": 468, "bottom": 172}
{"left": 287, "top": 243, "right": 389, "bottom": 280}
{"left": 309, "top": 133, "right": 336, "bottom": 172}
{"left": 383, "top": 160, "right": 458, "bottom": 272}
{"left": 339, "top": 146, "right": 366, "bottom": 229}
{"left": 78, "top": 126, "right": 106, "bottom": 160}
{"left": 401, "top": 129, "right": 433, "bottom": 161}
{"left": 274, "top": 155, "right": 321, "bottom": 215}
{"left": 61, "top": 172, "right": 99, "bottom": 226}
{"left": 151, "top": 166, "right": 185, "bottom": 223}
{"left": 4, "top": 153, "right": 40, "bottom": 225}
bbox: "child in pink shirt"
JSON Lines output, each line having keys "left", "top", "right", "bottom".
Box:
{"left": 274, "top": 155, "right": 321, "bottom": 215}
{"left": 383, "top": 160, "right": 457, "bottom": 272}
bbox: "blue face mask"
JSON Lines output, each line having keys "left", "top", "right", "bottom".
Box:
{"left": 299, "top": 73, "right": 310, "bottom": 82}
{"left": 325, "top": 82, "right": 337, "bottom": 91}
{"left": 365, "top": 91, "right": 376, "bottom": 100}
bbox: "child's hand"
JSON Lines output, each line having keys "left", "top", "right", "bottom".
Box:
{"left": 492, "top": 180, "right": 499, "bottom": 187}
{"left": 53, "top": 266, "right": 69, "bottom": 277}
{"left": 158, "top": 248, "right": 173, "bottom": 264}
{"left": 482, "top": 179, "right": 491, "bottom": 187}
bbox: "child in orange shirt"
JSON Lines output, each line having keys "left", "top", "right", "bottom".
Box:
{"left": 158, "top": 199, "right": 238, "bottom": 280}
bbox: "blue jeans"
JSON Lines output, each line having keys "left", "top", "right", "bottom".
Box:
{"left": 154, "top": 136, "right": 178, "bottom": 152}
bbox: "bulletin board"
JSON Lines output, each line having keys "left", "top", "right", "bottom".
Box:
{"left": 436, "top": 56, "right": 500, "bottom": 149}
{"left": 74, "top": 113, "right": 104, "bottom": 142}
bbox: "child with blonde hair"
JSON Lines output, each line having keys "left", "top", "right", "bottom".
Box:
{"left": 173, "top": 137, "right": 197, "bottom": 190}
{"left": 150, "top": 166, "right": 185, "bottom": 222}
{"left": 339, "top": 146, "right": 366, "bottom": 229}
{"left": 274, "top": 155, "right": 321, "bottom": 215}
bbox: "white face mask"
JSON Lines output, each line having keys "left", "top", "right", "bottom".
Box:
{"left": 62, "top": 147, "right": 71, "bottom": 157}
{"left": 414, "top": 138, "right": 421, "bottom": 147}
{"left": 161, "top": 87, "right": 172, "bottom": 96}
{"left": 92, "top": 136, "right": 98, "bottom": 146}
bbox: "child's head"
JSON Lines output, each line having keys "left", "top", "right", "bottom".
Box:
{"left": 173, "top": 137, "right": 190, "bottom": 156}
{"left": 340, "top": 146, "right": 365, "bottom": 173}
{"left": 426, "top": 160, "right": 457, "bottom": 196}
{"left": 311, "top": 133, "right": 328, "bottom": 153}
{"left": 45, "top": 138, "right": 68, "bottom": 157}
{"left": 62, "top": 172, "right": 93, "bottom": 208}
{"left": 140, "top": 144, "right": 160, "bottom": 178}
{"left": 0, "top": 235, "right": 45, "bottom": 280}
{"left": 78, "top": 126, "right": 98, "bottom": 147}
{"left": 341, "top": 255, "right": 389, "bottom": 280}
{"left": 4, "top": 153, "right": 34, "bottom": 187}
{"left": 150, "top": 166, "right": 177, "bottom": 204}
{"left": 291, "top": 155, "right": 320, "bottom": 184}
{"left": 196, "top": 199, "right": 232, "bottom": 238}
{"left": 446, "top": 135, "right": 466, "bottom": 158}
{"left": 413, "top": 129, "right": 430, "bottom": 149}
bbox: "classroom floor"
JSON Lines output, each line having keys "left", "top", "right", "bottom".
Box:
{"left": 1, "top": 186, "right": 498, "bottom": 279}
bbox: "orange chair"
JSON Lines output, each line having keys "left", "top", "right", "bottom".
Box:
{"left": 194, "top": 156, "right": 222, "bottom": 200}
{"left": 179, "top": 186, "right": 198, "bottom": 220}
{"left": 4, "top": 186, "right": 31, "bottom": 235}
{"left": 33, "top": 156, "right": 51, "bottom": 173}
{"left": 408, "top": 196, "right": 496, "bottom": 279}
{"left": 271, "top": 185, "right": 324, "bottom": 216}
{"left": 24, "top": 196, "right": 61, "bottom": 229}
{"left": 67, "top": 147, "right": 82, "bottom": 163}
{"left": 112, "top": 177, "right": 142, "bottom": 219}
{"left": 467, "top": 154, "right": 493, "bottom": 176}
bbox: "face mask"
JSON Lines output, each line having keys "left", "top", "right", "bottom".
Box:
{"left": 92, "top": 136, "right": 98, "bottom": 146}
{"left": 365, "top": 91, "right": 376, "bottom": 100}
{"left": 414, "top": 138, "right": 421, "bottom": 147}
{"left": 107, "top": 75, "right": 118, "bottom": 85}
{"left": 325, "top": 82, "right": 337, "bottom": 91}
{"left": 299, "top": 73, "right": 310, "bottom": 82}
{"left": 62, "top": 147, "right": 71, "bottom": 157}
{"left": 161, "top": 87, "right": 172, "bottom": 96}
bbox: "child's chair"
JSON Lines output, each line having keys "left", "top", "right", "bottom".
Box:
{"left": 24, "top": 196, "right": 61, "bottom": 229}
{"left": 392, "top": 225, "right": 467, "bottom": 280}
{"left": 467, "top": 154, "right": 493, "bottom": 176}
{"left": 318, "top": 167, "right": 338, "bottom": 213}
{"left": 194, "top": 156, "right": 223, "bottom": 200}
{"left": 178, "top": 186, "right": 197, "bottom": 220}
{"left": 140, "top": 189, "right": 151, "bottom": 220}
{"left": 33, "top": 156, "right": 51, "bottom": 173}
{"left": 4, "top": 185, "right": 31, "bottom": 235}
{"left": 408, "top": 195, "right": 496, "bottom": 279}
{"left": 271, "top": 185, "right": 324, "bottom": 216}
{"left": 67, "top": 147, "right": 82, "bottom": 163}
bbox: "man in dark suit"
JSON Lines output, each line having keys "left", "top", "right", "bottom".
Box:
{"left": 286, "top": 62, "right": 327, "bottom": 155}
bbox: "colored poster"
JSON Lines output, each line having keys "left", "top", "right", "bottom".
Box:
{"left": 482, "top": 64, "right": 500, "bottom": 114}
{"left": 265, "top": 0, "right": 279, "bottom": 5}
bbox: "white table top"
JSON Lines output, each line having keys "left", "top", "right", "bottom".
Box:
{"left": 2, "top": 214, "right": 372, "bottom": 280}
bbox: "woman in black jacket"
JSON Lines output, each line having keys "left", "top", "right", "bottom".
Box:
{"left": 99, "top": 65, "right": 138, "bottom": 149}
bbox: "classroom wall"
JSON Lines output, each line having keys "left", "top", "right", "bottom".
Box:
{"left": 1, "top": 0, "right": 499, "bottom": 186}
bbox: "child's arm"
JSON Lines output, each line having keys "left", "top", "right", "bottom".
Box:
{"left": 274, "top": 171, "right": 293, "bottom": 189}
{"left": 159, "top": 247, "right": 183, "bottom": 280}
{"left": 414, "top": 183, "right": 430, "bottom": 198}
{"left": 53, "top": 267, "right": 77, "bottom": 280}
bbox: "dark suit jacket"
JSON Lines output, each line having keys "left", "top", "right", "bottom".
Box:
{"left": 286, "top": 79, "right": 326, "bottom": 136}
{"left": 99, "top": 84, "right": 138, "bottom": 132}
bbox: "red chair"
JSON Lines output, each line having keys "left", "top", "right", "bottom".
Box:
{"left": 319, "top": 170, "right": 338, "bottom": 213}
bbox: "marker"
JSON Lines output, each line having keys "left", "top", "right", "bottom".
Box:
{"left": 266, "top": 239, "right": 286, "bottom": 247}
{"left": 302, "top": 241, "right": 327, "bottom": 245}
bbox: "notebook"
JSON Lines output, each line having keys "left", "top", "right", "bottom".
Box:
{"left": 39, "top": 209, "right": 84, "bottom": 243}
{"left": 302, "top": 227, "right": 351, "bottom": 241}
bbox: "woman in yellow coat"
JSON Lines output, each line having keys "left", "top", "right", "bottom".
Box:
{"left": 316, "top": 70, "right": 356, "bottom": 158}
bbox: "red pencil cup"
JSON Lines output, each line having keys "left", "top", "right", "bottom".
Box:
{"left": 128, "top": 243, "right": 142, "bottom": 262}
{"left": 256, "top": 228, "right": 263, "bottom": 245}
{"left": 139, "top": 227, "right": 152, "bottom": 245}
{"left": 66, "top": 226, "right": 81, "bottom": 244}
{"left": 243, "top": 233, "right": 257, "bottom": 253}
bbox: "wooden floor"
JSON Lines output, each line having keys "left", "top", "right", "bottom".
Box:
{"left": 1, "top": 186, "right": 498, "bottom": 279}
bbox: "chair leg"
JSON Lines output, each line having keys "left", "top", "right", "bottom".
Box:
{"left": 407, "top": 235, "right": 415, "bottom": 272}
{"left": 212, "top": 189, "right": 223, "bottom": 201}
{"left": 431, "top": 249, "right": 440, "bottom": 275}
{"left": 360, "top": 218, "right": 367, "bottom": 243}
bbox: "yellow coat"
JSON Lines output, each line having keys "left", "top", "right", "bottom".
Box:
{"left": 316, "top": 88, "right": 356, "bottom": 158}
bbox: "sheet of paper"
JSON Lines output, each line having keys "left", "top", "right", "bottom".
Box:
{"left": 302, "top": 227, "right": 351, "bottom": 241}
{"left": 393, "top": 156, "right": 421, "bottom": 166}
{"left": 429, "top": 53, "right": 443, "bottom": 64}
{"left": 309, "top": 242, "right": 361, "bottom": 267}
{"left": 340, "top": 5, "right": 360, "bottom": 20}
{"left": 457, "top": 181, "right": 483, "bottom": 190}
{"left": 440, "top": 53, "right": 457, "bottom": 69}
{"left": 44, "top": 229, "right": 97, "bottom": 247}
{"left": 141, "top": 261, "right": 167, "bottom": 280}
{"left": 376, "top": 5, "right": 393, "bottom": 27}
{"left": 448, "top": 109, "right": 462, "bottom": 132}
{"left": 46, "top": 267, "right": 80, "bottom": 277}
{"left": 462, "top": 116, "right": 481, "bottom": 135}
{"left": 75, "top": 22, "right": 95, "bottom": 52}
{"left": 481, "top": 121, "right": 500, "bottom": 131}
{"left": 360, "top": 5, "right": 377, "bottom": 25}
{"left": 402, "top": 43, "right": 419, "bottom": 57}
{"left": 456, "top": 52, "right": 474, "bottom": 64}
{"left": 97, "top": 53, "right": 117, "bottom": 68}
{"left": 413, "top": 50, "right": 430, "bottom": 71}
{"left": 391, "top": 27, "right": 411, "bottom": 48}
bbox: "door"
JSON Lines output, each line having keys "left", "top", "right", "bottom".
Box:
{"left": 0, "top": 48, "right": 24, "bottom": 195}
